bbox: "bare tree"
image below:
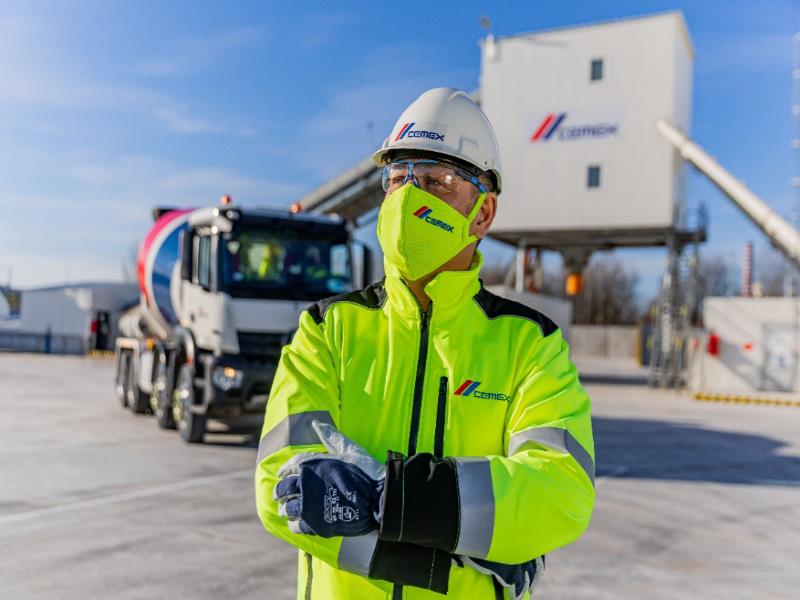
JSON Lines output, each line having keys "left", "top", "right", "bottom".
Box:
{"left": 480, "top": 259, "right": 513, "bottom": 286}
{"left": 539, "top": 267, "right": 565, "bottom": 298}
{"left": 571, "top": 259, "right": 639, "bottom": 325}
{"left": 755, "top": 246, "right": 797, "bottom": 296}
{"left": 482, "top": 255, "right": 640, "bottom": 325}
{"left": 697, "top": 253, "right": 738, "bottom": 298}
{"left": 121, "top": 241, "right": 140, "bottom": 283}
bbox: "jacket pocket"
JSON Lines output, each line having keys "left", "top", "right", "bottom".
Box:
{"left": 448, "top": 393, "right": 507, "bottom": 456}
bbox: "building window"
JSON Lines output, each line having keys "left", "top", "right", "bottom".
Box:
{"left": 587, "top": 165, "right": 601, "bottom": 188}
{"left": 590, "top": 58, "right": 603, "bottom": 82}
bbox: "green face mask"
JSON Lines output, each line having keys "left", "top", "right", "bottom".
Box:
{"left": 376, "top": 184, "right": 486, "bottom": 281}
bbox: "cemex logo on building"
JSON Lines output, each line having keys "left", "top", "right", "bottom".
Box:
{"left": 395, "top": 122, "right": 446, "bottom": 142}
{"left": 413, "top": 206, "right": 454, "bottom": 233}
{"left": 531, "top": 112, "right": 619, "bottom": 142}
{"left": 454, "top": 379, "right": 509, "bottom": 401}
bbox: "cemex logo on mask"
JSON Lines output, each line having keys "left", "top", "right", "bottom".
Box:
{"left": 394, "top": 122, "right": 446, "bottom": 142}
{"left": 413, "top": 206, "right": 454, "bottom": 233}
{"left": 531, "top": 112, "right": 619, "bottom": 142}
{"left": 454, "top": 379, "right": 509, "bottom": 401}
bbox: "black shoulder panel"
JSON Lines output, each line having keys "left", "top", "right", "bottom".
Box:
{"left": 307, "top": 279, "right": 387, "bottom": 325}
{"left": 473, "top": 286, "right": 559, "bottom": 337}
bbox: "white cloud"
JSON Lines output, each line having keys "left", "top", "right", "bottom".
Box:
{"left": 67, "top": 154, "right": 302, "bottom": 206}
{"left": 293, "top": 13, "right": 363, "bottom": 51}
{"left": 2, "top": 252, "right": 127, "bottom": 289}
{"left": 154, "top": 107, "right": 257, "bottom": 137}
{"left": 0, "top": 14, "right": 165, "bottom": 109}
{"left": 138, "top": 25, "right": 265, "bottom": 77}
{"left": 154, "top": 107, "right": 221, "bottom": 134}
{"left": 296, "top": 64, "right": 474, "bottom": 182}
{"left": 0, "top": 14, "right": 258, "bottom": 138}
{"left": 288, "top": 35, "right": 476, "bottom": 185}
{"left": 1, "top": 152, "right": 306, "bottom": 288}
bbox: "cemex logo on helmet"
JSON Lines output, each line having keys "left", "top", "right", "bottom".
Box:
{"left": 531, "top": 111, "right": 619, "bottom": 143}
{"left": 454, "top": 379, "right": 509, "bottom": 401}
{"left": 413, "top": 206, "right": 453, "bottom": 233}
{"left": 394, "top": 121, "right": 446, "bottom": 142}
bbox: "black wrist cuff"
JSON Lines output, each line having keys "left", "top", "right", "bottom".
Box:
{"left": 379, "top": 451, "right": 459, "bottom": 552}
{"left": 368, "top": 539, "right": 451, "bottom": 595}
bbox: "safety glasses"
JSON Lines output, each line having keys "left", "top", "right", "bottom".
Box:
{"left": 381, "top": 159, "right": 487, "bottom": 196}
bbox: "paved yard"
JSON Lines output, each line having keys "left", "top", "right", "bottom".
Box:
{"left": 0, "top": 353, "right": 798, "bottom": 599}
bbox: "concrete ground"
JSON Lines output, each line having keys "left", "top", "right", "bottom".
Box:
{"left": 0, "top": 353, "right": 798, "bottom": 599}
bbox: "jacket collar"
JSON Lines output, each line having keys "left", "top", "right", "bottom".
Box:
{"left": 383, "top": 251, "right": 484, "bottom": 321}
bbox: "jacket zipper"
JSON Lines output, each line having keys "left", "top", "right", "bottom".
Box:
{"left": 434, "top": 376, "right": 448, "bottom": 457}
{"left": 304, "top": 552, "right": 313, "bottom": 600}
{"left": 406, "top": 304, "right": 431, "bottom": 456}
{"left": 396, "top": 288, "right": 432, "bottom": 600}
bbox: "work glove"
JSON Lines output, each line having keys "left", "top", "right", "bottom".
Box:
{"left": 273, "top": 420, "right": 385, "bottom": 537}
{"left": 460, "top": 555, "right": 545, "bottom": 600}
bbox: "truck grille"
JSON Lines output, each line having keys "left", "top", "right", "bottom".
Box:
{"left": 237, "top": 331, "right": 285, "bottom": 363}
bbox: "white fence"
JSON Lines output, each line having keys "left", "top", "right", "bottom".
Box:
{"left": 0, "top": 330, "right": 86, "bottom": 355}
{"left": 568, "top": 325, "right": 638, "bottom": 360}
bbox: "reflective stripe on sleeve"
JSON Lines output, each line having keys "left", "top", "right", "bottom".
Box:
{"left": 453, "top": 457, "right": 495, "bottom": 558}
{"left": 338, "top": 531, "right": 378, "bottom": 576}
{"left": 255, "top": 410, "right": 335, "bottom": 465}
{"left": 508, "top": 426, "right": 595, "bottom": 486}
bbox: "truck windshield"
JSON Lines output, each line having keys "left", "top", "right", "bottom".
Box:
{"left": 221, "top": 226, "right": 351, "bottom": 301}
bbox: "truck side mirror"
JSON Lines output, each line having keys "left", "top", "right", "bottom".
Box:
{"left": 362, "top": 244, "right": 373, "bottom": 287}
{"left": 179, "top": 230, "right": 193, "bottom": 281}
{"left": 350, "top": 241, "right": 374, "bottom": 289}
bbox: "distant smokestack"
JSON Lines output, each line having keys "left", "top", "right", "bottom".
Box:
{"left": 742, "top": 241, "right": 753, "bottom": 297}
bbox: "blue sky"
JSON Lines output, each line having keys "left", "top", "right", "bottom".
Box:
{"left": 0, "top": 1, "right": 797, "bottom": 302}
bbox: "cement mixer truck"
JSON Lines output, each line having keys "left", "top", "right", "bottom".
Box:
{"left": 114, "top": 199, "right": 368, "bottom": 443}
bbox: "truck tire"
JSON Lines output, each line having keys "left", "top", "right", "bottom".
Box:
{"left": 173, "top": 363, "right": 206, "bottom": 444}
{"left": 152, "top": 351, "right": 176, "bottom": 430}
{"left": 116, "top": 352, "right": 130, "bottom": 408}
{"left": 126, "top": 357, "right": 150, "bottom": 414}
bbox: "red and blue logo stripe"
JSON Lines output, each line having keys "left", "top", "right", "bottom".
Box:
{"left": 454, "top": 380, "right": 481, "bottom": 396}
{"left": 531, "top": 112, "right": 567, "bottom": 142}
{"left": 395, "top": 122, "right": 415, "bottom": 141}
{"left": 413, "top": 206, "right": 433, "bottom": 219}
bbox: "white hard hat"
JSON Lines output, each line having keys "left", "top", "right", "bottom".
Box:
{"left": 373, "top": 87, "right": 503, "bottom": 193}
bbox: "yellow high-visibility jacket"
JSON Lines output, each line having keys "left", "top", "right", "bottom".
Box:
{"left": 255, "top": 252, "right": 595, "bottom": 599}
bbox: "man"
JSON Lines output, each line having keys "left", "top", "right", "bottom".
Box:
{"left": 255, "top": 88, "right": 595, "bottom": 599}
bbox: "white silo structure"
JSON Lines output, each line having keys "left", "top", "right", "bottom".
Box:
{"left": 481, "top": 11, "right": 693, "bottom": 252}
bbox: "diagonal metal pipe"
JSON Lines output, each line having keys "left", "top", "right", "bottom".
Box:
{"left": 657, "top": 119, "right": 800, "bottom": 271}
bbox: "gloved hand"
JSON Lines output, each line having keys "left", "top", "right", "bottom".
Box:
{"left": 460, "top": 555, "right": 545, "bottom": 600}
{"left": 273, "top": 420, "right": 385, "bottom": 537}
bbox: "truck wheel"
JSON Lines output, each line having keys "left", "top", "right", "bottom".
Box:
{"left": 153, "top": 352, "right": 176, "bottom": 430}
{"left": 126, "top": 357, "right": 149, "bottom": 414}
{"left": 116, "top": 352, "right": 130, "bottom": 408}
{"left": 173, "top": 363, "right": 206, "bottom": 444}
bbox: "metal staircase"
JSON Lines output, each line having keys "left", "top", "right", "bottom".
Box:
{"left": 649, "top": 206, "right": 705, "bottom": 388}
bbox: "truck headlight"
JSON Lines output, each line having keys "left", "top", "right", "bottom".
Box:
{"left": 211, "top": 366, "right": 243, "bottom": 391}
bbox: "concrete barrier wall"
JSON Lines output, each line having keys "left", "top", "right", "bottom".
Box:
{"left": 690, "top": 297, "right": 800, "bottom": 394}
{"left": 569, "top": 325, "right": 638, "bottom": 359}
{"left": 0, "top": 331, "right": 86, "bottom": 355}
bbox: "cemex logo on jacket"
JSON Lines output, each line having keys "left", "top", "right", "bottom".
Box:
{"left": 413, "top": 206, "right": 453, "bottom": 233}
{"left": 454, "top": 379, "right": 509, "bottom": 401}
{"left": 395, "top": 121, "right": 446, "bottom": 142}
